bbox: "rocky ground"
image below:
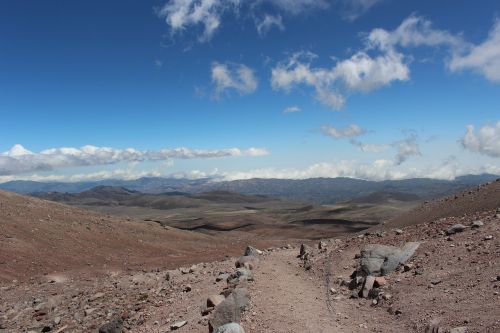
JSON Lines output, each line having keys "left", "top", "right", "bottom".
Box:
{"left": 1, "top": 206, "right": 498, "bottom": 332}
{"left": 0, "top": 182, "right": 499, "bottom": 332}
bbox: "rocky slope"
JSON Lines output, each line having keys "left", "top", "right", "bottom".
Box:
{"left": 0, "top": 182, "right": 499, "bottom": 332}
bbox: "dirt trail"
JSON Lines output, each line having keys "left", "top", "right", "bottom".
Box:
{"left": 242, "top": 249, "right": 336, "bottom": 332}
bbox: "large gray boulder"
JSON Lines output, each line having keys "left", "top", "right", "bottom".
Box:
{"left": 356, "top": 242, "right": 420, "bottom": 276}
{"left": 209, "top": 289, "right": 250, "bottom": 332}
{"left": 214, "top": 323, "right": 245, "bottom": 333}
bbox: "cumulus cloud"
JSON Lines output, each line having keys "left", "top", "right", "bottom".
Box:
{"left": 321, "top": 124, "right": 366, "bottom": 138}
{"left": 215, "top": 159, "right": 500, "bottom": 182}
{"left": 340, "top": 0, "right": 383, "bottom": 21}
{"left": 449, "top": 21, "right": 500, "bottom": 82}
{"left": 211, "top": 62, "right": 258, "bottom": 98}
{"left": 157, "top": 0, "right": 330, "bottom": 42}
{"left": 271, "top": 50, "right": 409, "bottom": 109}
{"left": 157, "top": 0, "right": 239, "bottom": 42}
{"left": 367, "top": 15, "right": 465, "bottom": 51}
{"left": 256, "top": 14, "right": 284, "bottom": 36}
{"left": 283, "top": 106, "right": 301, "bottom": 113}
{"left": 461, "top": 121, "right": 500, "bottom": 158}
{"left": 0, "top": 144, "right": 269, "bottom": 176}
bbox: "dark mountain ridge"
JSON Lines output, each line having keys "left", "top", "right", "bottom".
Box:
{"left": 2, "top": 174, "right": 498, "bottom": 204}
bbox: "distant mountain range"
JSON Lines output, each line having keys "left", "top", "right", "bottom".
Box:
{"left": 1, "top": 174, "right": 498, "bottom": 204}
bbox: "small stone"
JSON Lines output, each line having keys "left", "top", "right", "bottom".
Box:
{"left": 374, "top": 277, "right": 387, "bottom": 287}
{"left": 361, "top": 276, "right": 375, "bottom": 298}
{"left": 395, "top": 309, "right": 402, "bottom": 315}
{"left": 483, "top": 235, "right": 493, "bottom": 241}
{"left": 446, "top": 224, "right": 466, "bottom": 235}
{"left": 183, "top": 284, "right": 192, "bottom": 292}
{"left": 471, "top": 220, "right": 484, "bottom": 228}
{"left": 54, "top": 316, "right": 61, "bottom": 325}
{"left": 84, "top": 308, "right": 96, "bottom": 316}
{"left": 170, "top": 320, "right": 187, "bottom": 330}
{"left": 395, "top": 229, "right": 403, "bottom": 235}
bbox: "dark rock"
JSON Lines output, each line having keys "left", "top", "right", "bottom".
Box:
{"left": 446, "top": 224, "right": 466, "bottom": 235}
{"left": 299, "top": 244, "right": 313, "bottom": 259}
{"left": 99, "top": 317, "right": 124, "bottom": 333}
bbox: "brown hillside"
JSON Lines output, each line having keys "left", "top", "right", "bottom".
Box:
{"left": 386, "top": 179, "right": 500, "bottom": 228}
{"left": 0, "top": 190, "right": 251, "bottom": 282}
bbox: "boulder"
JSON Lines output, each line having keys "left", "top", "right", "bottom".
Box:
{"left": 299, "top": 244, "right": 313, "bottom": 259}
{"left": 235, "top": 256, "right": 259, "bottom": 269}
{"left": 209, "top": 289, "right": 250, "bottom": 332}
{"left": 227, "top": 268, "right": 254, "bottom": 285}
{"left": 214, "top": 323, "right": 245, "bottom": 333}
{"left": 356, "top": 242, "right": 420, "bottom": 277}
{"left": 244, "top": 246, "right": 262, "bottom": 256}
{"left": 445, "top": 224, "right": 466, "bottom": 235}
{"left": 98, "top": 317, "right": 123, "bottom": 333}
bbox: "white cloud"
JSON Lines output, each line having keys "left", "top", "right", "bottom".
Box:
{"left": 283, "top": 106, "right": 301, "bottom": 113}
{"left": 449, "top": 21, "right": 500, "bottom": 82}
{"left": 340, "top": 0, "right": 383, "bottom": 21}
{"left": 256, "top": 14, "right": 284, "bottom": 36}
{"left": 157, "top": 0, "right": 239, "bottom": 42}
{"left": 157, "top": 0, "right": 329, "bottom": 42}
{"left": 461, "top": 121, "right": 500, "bottom": 158}
{"left": 216, "top": 159, "right": 500, "bottom": 182}
{"left": 367, "top": 15, "right": 465, "bottom": 51}
{"left": 0, "top": 144, "right": 269, "bottom": 176}
{"left": 271, "top": 50, "right": 409, "bottom": 110}
{"left": 321, "top": 124, "right": 366, "bottom": 138}
{"left": 211, "top": 62, "right": 258, "bottom": 98}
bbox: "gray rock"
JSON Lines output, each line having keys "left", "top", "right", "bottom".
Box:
{"left": 227, "top": 268, "right": 254, "bottom": 284}
{"left": 361, "top": 276, "right": 375, "bottom": 298}
{"left": 207, "top": 295, "right": 225, "bottom": 308}
{"left": 170, "top": 320, "right": 187, "bottom": 330}
{"left": 99, "top": 317, "right": 123, "bottom": 333}
{"left": 214, "top": 323, "right": 245, "bottom": 333}
{"left": 471, "top": 220, "right": 484, "bottom": 228}
{"left": 216, "top": 273, "right": 230, "bottom": 282}
{"left": 445, "top": 224, "right": 466, "bottom": 235}
{"left": 244, "top": 246, "right": 262, "bottom": 256}
{"left": 209, "top": 289, "right": 250, "bottom": 332}
{"left": 449, "top": 327, "right": 468, "bottom": 333}
{"left": 299, "top": 244, "right": 313, "bottom": 259}
{"left": 356, "top": 242, "right": 420, "bottom": 276}
{"left": 235, "top": 256, "right": 259, "bottom": 270}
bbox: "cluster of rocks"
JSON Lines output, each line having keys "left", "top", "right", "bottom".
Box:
{"left": 346, "top": 242, "right": 420, "bottom": 301}
{"left": 203, "top": 246, "right": 262, "bottom": 333}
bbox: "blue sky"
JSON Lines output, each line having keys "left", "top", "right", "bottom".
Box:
{"left": 0, "top": 0, "right": 499, "bottom": 182}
